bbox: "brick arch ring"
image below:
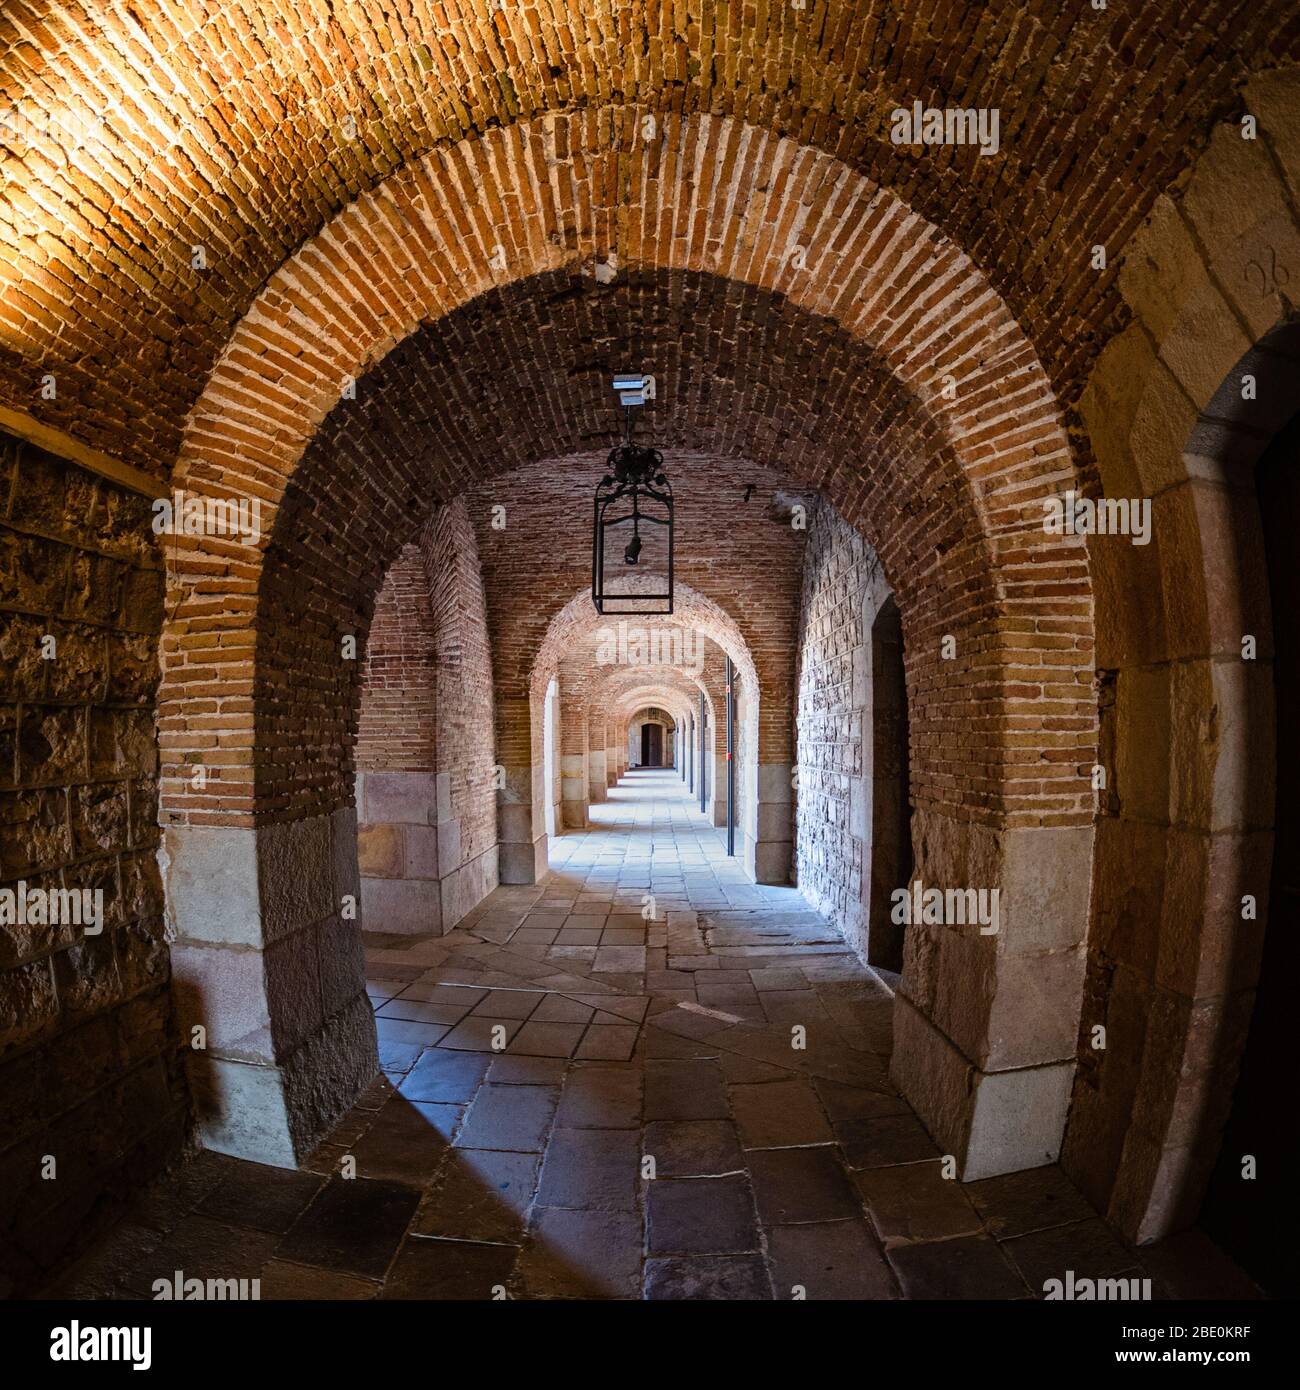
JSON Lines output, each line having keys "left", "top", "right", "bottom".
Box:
{"left": 157, "top": 108, "right": 1095, "bottom": 1181}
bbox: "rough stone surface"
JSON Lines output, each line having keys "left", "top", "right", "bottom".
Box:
{"left": 0, "top": 431, "right": 187, "bottom": 1294}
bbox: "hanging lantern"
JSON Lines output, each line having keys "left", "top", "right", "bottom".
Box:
{"left": 592, "top": 374, "right": 673, "bottom": 615}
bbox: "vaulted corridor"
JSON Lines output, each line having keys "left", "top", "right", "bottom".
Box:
{"left": 3, "top": 1, "right": 1299, "bottom": 1344}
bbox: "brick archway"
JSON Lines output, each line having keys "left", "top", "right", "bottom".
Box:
{"left": 601, "top": 676, "right": 724, "bottom": 832}
{"left": 598, "top": 678, "right": 709, "bottom": 786}
{"left": 521, "top": 580, "right": 764, "bottom": 879}
{"left": 154, "top": 112, "right": 1095, "bottom": 1181}
{"left": 5, "top": 4, "right": 1300, "bottom": 1299}
{"left": 159, "top": 110, "right": 1093, "bottom": 823}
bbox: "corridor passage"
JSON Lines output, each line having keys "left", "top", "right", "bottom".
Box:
{"left": 45, "top": 773, "right": 1254, "bottom": 1302}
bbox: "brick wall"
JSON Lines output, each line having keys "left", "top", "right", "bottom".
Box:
{"left": 357, "top": 544, "right": 437, "bottom": 773}
{"left": 355, "top": 503, "right": 498, "bottom": 935}
{"left": 471, "top": 448, "right": 804, "bottom": 767}
{"left": 0, "top": 428, "right": 188, "bottom": 1292}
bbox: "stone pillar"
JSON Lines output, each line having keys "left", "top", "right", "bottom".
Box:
{"left": 355, "top": 770, "right": 443, "bottom": 934}
{"left": 561, "top": 753, "right": 588, "bottom": 826}
{"left": 498, "top": 763, "right": 547, "bottom": 884}
{"left": 752, "top": 762, "right": 794, "bottom": 884}
{"left": 497, "top": 697, "right": 547, "bottom": 884}
{"left": 588, "top": 721, "right": 608, "bottom": 804}
{"left": 163, "top": 809, "right": 378, "bottom": 1168}
{"left": 712, "top": 751, "right": 728, "bottom": 828}
{"left": 560, "top": 703, "right": 589, "bottom": 827}
{"left": 890, "top": 815, "right": 1093, "bottom": 1181}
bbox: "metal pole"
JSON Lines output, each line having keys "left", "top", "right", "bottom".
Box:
{"left": 725, "top": 657, "right": 735, "bottom": 857}
{"left": 698, "top": 692, "right": 707, "bottom": 813}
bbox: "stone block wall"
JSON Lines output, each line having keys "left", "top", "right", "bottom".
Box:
{"left": 1065, "top": 70, "right": 1300, "bottom": 1241}
{"left": 163, "top": 806, "right": 376, "bottom": 1170}
{"left": 0, "top": 428, "right": 189, "bottom": 1292}
{"left": 794, "top": 496, "right": 895, "bottom": 963}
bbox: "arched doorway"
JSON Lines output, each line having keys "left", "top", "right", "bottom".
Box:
{"left": 1196, "top": 331, "right": 1300, "bottom": 1296}
{"left": 633, "top": 708, "right": 674, "bottom": 768}
{"left": 866, "top": 595, "right": 912, "bottom": 974}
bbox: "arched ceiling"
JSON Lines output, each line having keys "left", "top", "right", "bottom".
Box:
{"left": 305, "top": 267, "right": 955, "bottom": 508}
{"left": 627, "top": 706, "right": 676, "bottom": 726}
{"left": 1, "top": 0, "right": 1294, "bottom": 466}
{"left": 263, "top": 269, "right": 984, "bottom": 659}
{"left": 560, "top": 633, "right": 725, "bottom": 723}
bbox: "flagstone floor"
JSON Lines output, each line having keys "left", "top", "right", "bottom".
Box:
{"left": 44, "top": 770, "right": 1258, "bottom": 1300}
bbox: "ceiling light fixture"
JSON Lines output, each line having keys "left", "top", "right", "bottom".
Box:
{"left": 592, "top": 374, "right": 673, "bottom": 615}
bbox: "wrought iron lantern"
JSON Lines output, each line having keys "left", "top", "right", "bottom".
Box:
{"left": 591, "top": 374, "right": 673, "bottom": 615}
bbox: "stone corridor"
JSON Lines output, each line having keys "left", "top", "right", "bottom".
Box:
{"left": 8, "top": 5, "right": 1300, "bottom": 1315}
{"left": 41, "top": 773, "right": 1255, "bottom": 1302}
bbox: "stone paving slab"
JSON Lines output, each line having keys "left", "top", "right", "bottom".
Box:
{"left": 40, "top": 770, "right": 1262, "bottom": 1302}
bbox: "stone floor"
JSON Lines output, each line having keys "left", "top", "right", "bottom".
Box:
{"left": 44, "top": 770, "right": 1259, "bottom": 1300}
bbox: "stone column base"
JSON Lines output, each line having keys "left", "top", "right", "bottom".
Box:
{"left": 890, "top": 994, "right": 1074, "bottom": 1180}
{"left": 561, "top": 754, "right": 587, "bottom": 828}
{"left": 753, "top": 763, "right": 794, "bottom": 884}
{"left": 498, "top": 768, "right": 548, "bottom": 884}
{"left": 185, "top": 994, "right": 378, "bottom": 1167}
{"left": 499, "top": 833, "right": 548, "bottom": 884}
{"left": 440, "top": 844, "right": 500, "bottom": 930}
{"left": 162, "top": 809, "right": 378, "bottom": 1168}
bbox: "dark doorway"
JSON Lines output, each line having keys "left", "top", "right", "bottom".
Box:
{"left": 641, "top": 722, "right": 663, "bottom": 767}
{"left": 1199, "top": 403, "right": 1300, "bottom": 1297}
{"left": 866, "top": 595, "right": 912, "bottom": 973}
